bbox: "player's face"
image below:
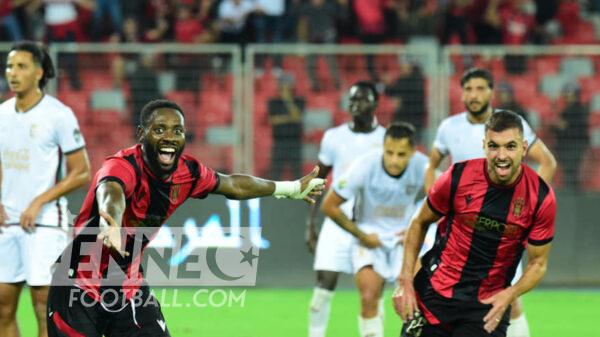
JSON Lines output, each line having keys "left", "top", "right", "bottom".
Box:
{"left": 348, "top": 85, "right": 377, "bottom": 122}
{"left": 140, "top": 108, "right": 186, "bottom": 176}
{"left": 5, "top": 50, "right": 42, "bottom": 95}
{"left": 462, "top": 77, "right": 493, "bottom": 116}
{"left": 483, "top": 127, "right": 528, "bottom": 185}
{"left": 382, "top": 136, "right": 415, "bottom": 176}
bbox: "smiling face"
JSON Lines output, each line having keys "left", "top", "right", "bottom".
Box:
{"left": 348, "top": 85, "right": 377, "bottom": 125}
{"left": 462, "top": 77, "right": 493, "bottom": 117}
{"left": 483, "top": 127, "right": 528, "bottom": 185}
{"left": 5, "top": 50, "right": 42, "bottom": 96}
{"left": 139, "top": 108, "right": 186, "bottom": 177}
{"left": 383, "top": 136, "right": 415, "bottom": 177}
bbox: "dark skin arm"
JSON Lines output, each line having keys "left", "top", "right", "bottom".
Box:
{"left": 320, "top": 189, "right": 381, "bottom": 248}
{"left": 95, "top": 180, "right": 129, "bottom": 256}
{"left": 214, "top": 166, "right": 324, "bottom": 203}
{"left": 393, "top": 201, "right": 441, "bottom": 321}
{"left": 20, "top": 149, "right": 91, "bottom": 231}
{"left": 305, "top": 162, "right": 331, "bottom": 253}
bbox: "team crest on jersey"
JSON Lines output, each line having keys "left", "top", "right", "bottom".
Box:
{"left": 513, "top": 197, "right": 525, "bottom": 217}
{"left": 337, "top": 179, "right": 347, "bottom": 189}
{"left": 170, "top": 184, "right": 181, "bottom": 203}
{"left": 73, "top": 128, "right": 82, "bottom": 143}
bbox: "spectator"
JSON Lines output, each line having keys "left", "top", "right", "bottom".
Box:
{"left": 143, "top": 0, "right": 176, "bottom": 42}
{"left": 128, "top": 53, "right": 162, "bottom": 135}
{"left": 439, "top": 0, "right": 473, "bottom": 44}
{"left": 217, "top": 0, "right": 255, "bottom": 44}
{"left": 91, "top": 0, "right": 122, "bottom": 40}
{"left": 552, "top": 83, "right": 589, "bottom": 191}
{"left": 496, "top": 81, "right": 529, "bottom": 124}
{"left": 111, "top": 16, "right": 144, "bottom": 87}
{"left": 385, "top": 60, "right": 426, "bottom": 140}
{"left": 0, "top": 0, "right": 24, "bottom": 41}
{"left": 269, "top": 73, "right": 305, "bottom": 180}
{"left": 295, "top": 0, "right": 347, "bottom": 91}
{"left": 253, "top": 0, "right": 286, "bottom": 75}
{"left": 352, "top": 0, "right": 389, "bottom": 81}
{"left": 392, "top": 0, "right": 439, "bottom": 40}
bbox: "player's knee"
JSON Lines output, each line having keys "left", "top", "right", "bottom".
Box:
{"left": 316, "top": 271, "right": 338, "bottom": 291}
{"left": 0, "top": 302, "right": 17, "bottom": 323}
{"left": 359, "top": 288, "right": 380, "bottom": 311}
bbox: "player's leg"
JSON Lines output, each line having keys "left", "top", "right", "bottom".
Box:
{"left": 47, "top": 285, "right": 104, "bottom": 337}
{"left": 23, "top": 227, "right": 69, "bottom": 337}
{"left": 355, "top": 266, "right": 385, "bottom": 337}
{"left": 0, "top": 226, "right": 26, "bottom": 337}
{"left": 451, "top": 320, "right": 509, "bottom": 337}
{"left": 107, "top": 286, "right": 171, "bottom": 337}
{"left": 0, "top": 282, "right": 24, "bottom": 337}
{"left": 30, "top": 286, "right": 50, "bottom": 337}
{"left": 506, "top": 262, "right": 530, "bottom": 337}
{"left": 309, "top": 270, "right": 338, "bottom": 337}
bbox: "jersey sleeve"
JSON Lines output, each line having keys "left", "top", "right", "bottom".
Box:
{"left": 317, "top": 130, "right": 335, "bottom": 166}
{"left": 333, "top": 157, "right": 368, "bottom": 201}
{"left": 521, "top": 117, "right": 538, "bottom": 147}
{"left": 55, "top": 107, "right": 86, "bottom": 154}
{"left": 96, "top": 158, "right": 137, "bottom": 198}
{"left": 528, "top": 187, "right": 556, "bottom": 245}
{"left": 190, "top": 163, "right": 220, "bottom": 199}
{"left": 426, "top": 163, "right": 454, "bottom": 216}
{"left": 432, "top": 119, "right": 449, "bottom": 156}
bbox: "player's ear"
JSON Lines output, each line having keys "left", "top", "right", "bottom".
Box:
{"left": 136, "top": 125, "right": 144, "bottom": 142}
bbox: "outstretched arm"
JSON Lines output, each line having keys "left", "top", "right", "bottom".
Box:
{"left": 213, "top": 166, "right": 325, "bottom": 203}
{"left": 95, "top": 180, "right": 128, "bottom": 256}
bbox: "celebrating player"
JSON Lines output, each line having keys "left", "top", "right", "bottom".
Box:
{"left": 423, "top": 67, "right": 556, "bottom": 337}
{"left": 395, "top": 110, "right": 556, "bottom": 337}
{"left": 321, "top": 122, "right": 428, "bottom": 337}
{"left": 306, "top": 81, "right": 386, "bottom": 337}
{"left": 45, "top": 99, "right": 325, "bottom": 337}
{"left": 0, "top": 41, "right": 91, "bottom": 337}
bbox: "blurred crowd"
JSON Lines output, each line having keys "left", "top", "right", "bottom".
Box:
{"left": 1, "top": 0, "right": 600, "bottom": 47}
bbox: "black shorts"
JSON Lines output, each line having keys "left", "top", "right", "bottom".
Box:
{"left": 401, "top": 268, "right": 510, "bottom": 337}
{"left": 47, "top": 285, "right": 171, "bottom": 337}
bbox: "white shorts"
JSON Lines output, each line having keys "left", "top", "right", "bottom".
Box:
{"left": 351, "top": 242, "right": 403, "bottom": 284}
{"left": 313, "top": 218, "right": 354, "bottom": 273}
{"left": 0, "top": 225, "right": 68, "bottom": 286}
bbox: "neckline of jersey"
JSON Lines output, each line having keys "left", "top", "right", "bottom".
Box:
{"left": 14, "top": 93, "right": 45, "bottom": 114}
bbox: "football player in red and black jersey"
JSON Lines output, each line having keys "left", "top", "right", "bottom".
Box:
{"left": 46, "top": 99, "right": 325, "bottom": 337}
{"left": 394, "top": 110, "right": 556, "bottom": 337}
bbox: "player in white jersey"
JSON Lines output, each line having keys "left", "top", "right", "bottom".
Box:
{"left": 424, "top": 68, "right": 557, "bottom": 337}
{"left": 321, "top": 123, "right": 428, "bottom": 337}
{"left": 306, "top": 82, "right": 386, "bottom": 337}
{"left": 0, "top": 41, "right": 91, "bottom": 337}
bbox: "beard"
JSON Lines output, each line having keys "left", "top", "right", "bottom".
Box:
{"left": 467, "top": 101, "right": 490, "bottom": 116}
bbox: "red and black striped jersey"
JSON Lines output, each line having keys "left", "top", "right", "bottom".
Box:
{"left": 69, "top": 144, "right": 219, "bottom": 301}
{"left": 423, "top": 158, "right": 555, "bottom": 302}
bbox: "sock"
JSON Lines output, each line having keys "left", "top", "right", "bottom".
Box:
{"left": 358, "top": 315, "right": 383, "bottom": 337}
{"left": 507, "top": 313, "right": 530, "bottom": 337}
{"left": 309, "top": 287, "right": 334, "bottom": 337}
{"left": 378, "top": 297, "right": 385, "bottom": 319}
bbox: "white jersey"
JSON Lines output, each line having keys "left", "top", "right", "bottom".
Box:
{"left": 334, "top": 150, "right": 428, "bottom": 248}
{"left": 433, "top": 111, "right": 537, "bottom": 163}
{"left": 0, "top": 95, "right": 85, "bottom": 228}
{"left": 318, "top": 123, "right": 386, "bottom": 215}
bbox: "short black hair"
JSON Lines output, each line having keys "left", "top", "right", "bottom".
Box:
{"left": 485, "top": 110, "right": 523, "bottom": 136}
{"left": 385, "top": 122, "right": 416, "bottom": 146}
{"left": 9, "top": 41, "right": 55, "bottom": 89}
{"left": 352, "top": 81, "right": 379, "bottom": 102}
{"left": 461, "top": 67, "right": 494, "bottom": 89}
{"left": 139, "top": 99, "right": 185, "bottom": 127}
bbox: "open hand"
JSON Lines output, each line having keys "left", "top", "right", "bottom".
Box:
{"left": 481, "top": 288, "right": 515, "bottom": 333}
{"left": 20, "top": 199, "right": 42, "bottom": 233}
{"left": 298, "top": 166, "right": 326, "bottom": 204}
{"left": 97, "top": 211, "right": 129, "bottom": 257}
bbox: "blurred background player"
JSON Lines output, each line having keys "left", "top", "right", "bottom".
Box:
{"left": 320, "top": 122, "right": 428, "bottom": 337}
{"left": 46, "top": 99, "right": 325, "bottom": 337}
{"left": 396, "top": 110, "right": 555, "bottom": 337}
{"left": 423, "top": 68, "right": 557, "bottom": 337}
{"left": 0, "top": 41, "right": 91, "bottom": 337}
{"left": 306, "top": 81, "right": 386, "bottom": 337}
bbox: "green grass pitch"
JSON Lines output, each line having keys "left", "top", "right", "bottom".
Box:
{"left": 18, "top": 288, "right": 599, "bottom": 336}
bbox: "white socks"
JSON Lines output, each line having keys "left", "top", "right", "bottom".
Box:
{"left": 507, "top": 314, "right": 530, "bottom": 337}
{"left": 358, "top": 315, "right": 383, "bottom": 337}
{"left": 309, "top": 287, "right": 334, "bottom": 337}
